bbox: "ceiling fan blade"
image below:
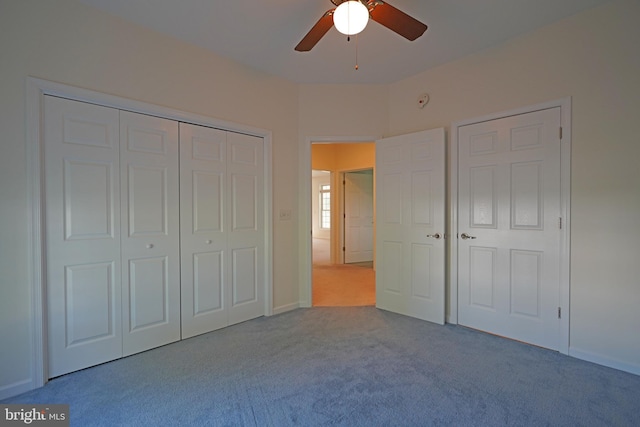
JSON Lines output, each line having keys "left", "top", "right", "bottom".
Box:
{"left": 295, "top": 10, "right": 335, "bottom": 52}
{"left": 368, "top": 1, "right": 427, "bottom": 41}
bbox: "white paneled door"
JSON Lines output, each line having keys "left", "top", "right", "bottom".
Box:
{"left": 119, "top": 111, "right": 181, "bottom": 356}
{"left": 344, "top": 170, "right": 374, "bottom": 264}
{"left": 179, "top": 124, "right": 265, "bottom": 338}
{"left": 375, "top": 129, "right": 446, "bottom": 325}
{"left": 457, "top": 107, "right": 562, "bottom": 350}
{"left": 226, "top": 131, "right": 265, "bottom": 326}
{"left": 45, "top": 96, "right": 123, "bottom": 377}
{"left": 180, "top": 124, "right": 229, "bottom": 338}
{"left": 45, "top": 95, "right": 266, "bottom": 377}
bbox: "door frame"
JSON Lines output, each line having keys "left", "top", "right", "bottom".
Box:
{"left": 299, "top": 136, "right": 379, "bottom": 308}
{"left": 26, "top": 77, "right": 274, "bottom": 389}
{"left": 449, "top": 97, "right": 571, "bottom": 355}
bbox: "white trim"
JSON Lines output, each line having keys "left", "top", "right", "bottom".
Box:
{"left": 25, "top": 78, "right": 47, "bottom": 392}
{"left": 558, "top": 98, "right": 572, "bottom": 355}
{"left": 0, "top": 379, "right": 34, "bottom": 401}
{"left": 298, "top": 136, "right": 380, "bottom": 308}
{"left": 448, "top": 126, "right": 458, "bottom": 325}
{"left": 262, "top": 133, "right": 274, "bottom": 318}
{"left": 26, "top": 77, "right": 274, "bottom": 392}
{"left": 449, "top": 97, "right": 571, "bottom": 354}
{"left": 569, "top": 347, "right": 640, "bottom": 376}
{"left": 272, "top": 302, "right": 301, "bottom": 316}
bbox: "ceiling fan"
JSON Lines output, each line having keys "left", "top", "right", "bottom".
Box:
{"left": 295, "top": 0, "right": 428, "bottom": 52}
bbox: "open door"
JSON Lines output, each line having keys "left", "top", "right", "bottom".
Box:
{"left": 375, "top": 128, "right": 446, "bottom": 324}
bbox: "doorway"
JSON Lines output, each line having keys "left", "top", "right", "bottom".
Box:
{"left": 310, "top": 143, "right": 376, "bottom": 306}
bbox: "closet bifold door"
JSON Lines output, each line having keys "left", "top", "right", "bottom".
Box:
{"left": 226, "top": 131, "right": 265, "bottom": 325}
{"left": 120, "top": 111, "right": 181, "bottom": 356}
{"left": 45, "top": 96, "right": 123, "bottom": 378}
{"left": 180, "top": 123, "right": 229, "bottom": 338}
{"left": 180, "top": 124, "right": 265, "bottom": 339}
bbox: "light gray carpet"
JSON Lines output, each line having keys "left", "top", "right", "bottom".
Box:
{"left": 3, "top": 307, "right": 639, "bottom": 426}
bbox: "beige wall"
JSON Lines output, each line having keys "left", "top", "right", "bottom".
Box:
{"left": 299, "top": 85, "right": 389, "bottom": 139}
{"left": 387, "top": 0, "right": 640, "bottom": 371}
{"left": 0, "top": 0, "right": 300, "bottom": 397}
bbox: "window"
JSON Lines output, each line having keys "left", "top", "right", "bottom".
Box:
{"left": 320, "top": 184, "right": 331, "bottom": 229}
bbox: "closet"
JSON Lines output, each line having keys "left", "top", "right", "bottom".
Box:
{"left": 44, "top": 96, "right": 265, "bottom": 377}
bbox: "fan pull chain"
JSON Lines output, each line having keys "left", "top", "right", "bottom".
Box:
{"left": 355, "top": 34, "right": 359, "bottom": 70}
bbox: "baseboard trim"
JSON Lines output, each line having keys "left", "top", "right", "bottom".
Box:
{"left": 569, "top": 347, "right": 640, "bottom": 376}
{"left": 0, "top": 378, "right": 35, "bottom": 401}
{"left": 272, "top": 302, "right": 300, "bottom": 316}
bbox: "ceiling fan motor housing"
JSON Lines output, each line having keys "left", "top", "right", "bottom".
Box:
{"left": 333, "top": 1, "right": 370, "bottom": 36}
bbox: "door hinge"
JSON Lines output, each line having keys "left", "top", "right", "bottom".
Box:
{"left": 558, "top": 217, "right": 562, "bottom": 229}
{"left": 558, "top": 307, "right": 562, "bottom": 319}
{"left": 559, "top": 127, "right": 563, "bottom": 140}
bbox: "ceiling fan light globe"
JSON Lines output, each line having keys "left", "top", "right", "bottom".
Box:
{"left": 333, "top": 1, "right": 369, "bottom": 36}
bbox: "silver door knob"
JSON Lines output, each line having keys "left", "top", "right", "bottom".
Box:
{"left": 460, "top": 233, "right": 476, "bottom": 240}
{"left": 205, "top": 240, "right": 212, "bottom": 244}
{"left": 427, "top": 233, "right": 442, "bottom": 239}
{"left": 146, "top": 243, "right": 154, "bottom": 249}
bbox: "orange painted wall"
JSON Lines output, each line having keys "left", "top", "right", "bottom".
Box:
{"left": 311, "top": 143, "right": 375, "bottom": 171}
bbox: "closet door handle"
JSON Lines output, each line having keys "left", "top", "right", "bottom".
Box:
{"left": 205, "top": 240, "right": 212, "bottom": 245}
{"left": 146, "top": 243, "right": 154, "bottom": 249}
{"left": 426, "top": 233, "right": 442, "bottom": 239}
{"left": 460, "top": 233, "right": 476, "bottom": 240}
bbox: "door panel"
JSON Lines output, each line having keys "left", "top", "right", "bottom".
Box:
{"left": 120, "top": 111, "right": 180, "bottom": 356}
{"left": 469, "top": 247, "right": 497, "bottom": 309}
{"left": 232, "top": 247, "right": 258, "bottom": 305}
{"left": 376, "top": 128, "right": 446, "bottom": 325}
{"left": 227, "top": 132, "right": 264, "bottom": 325}
{"left": 458, "top": 107, "right": 561, "bottom": 350}
{"left": 411, "top": 244, "right": 433, "bottom": 298}
{"left": 127, "top": 165, "right": 169, "bottom": 235}
{"left": 510, "top": 250, "right": 543, "bottom": 317}
{"left": 63, "top": 159, "right": 114, "bottom": 240}
{"left": 128, "top": 256, "right": 169, "bottom": 331}
{"left": 63, "top": 262, "right": 116, "bottom": 346}
{"left": 231, "top": 173, "right": 257, "bottom": 230}
{"left": 193, "top": 251, "right": 224, "bottom": 314}
{"left": 193, "top": 171, "right": 223, "bottom": 233}
{"left": 180, "top": 123, "right": 228, "bottom": 338}
{"left": 45, "top": 96, "right": 123, "bottom": 377}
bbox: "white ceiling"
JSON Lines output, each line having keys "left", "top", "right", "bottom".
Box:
{"left": 78, "top": 0, "right": 610, "bottom": 85}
